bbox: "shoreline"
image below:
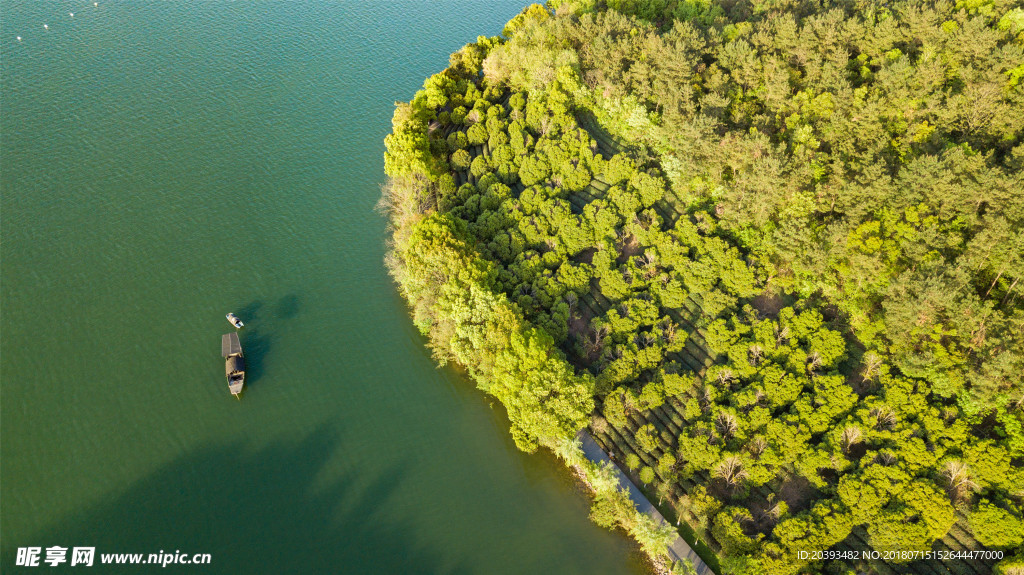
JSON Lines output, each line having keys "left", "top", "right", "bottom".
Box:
{"left": 574, "top": 431, "right": 715, "bottom": 575}
{"left": 566, "top": 463, "right": 672, "bottom": 575}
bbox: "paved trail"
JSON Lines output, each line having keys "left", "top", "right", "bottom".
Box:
{"left": 579, "top": 432, "right": 715, "bottom": 575}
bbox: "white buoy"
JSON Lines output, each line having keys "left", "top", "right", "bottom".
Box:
{"left": 69, "top": 12, "right": 74, "bottom": 17}
{"left": 94, "top": 2, "right": 98, "bottom": 5}
{"left": 17, "top": 36, "right": 22, "bottom": 41}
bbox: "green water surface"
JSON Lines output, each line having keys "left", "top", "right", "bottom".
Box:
{"left": 0, "top": 2, "right": 648, "bottom": 573}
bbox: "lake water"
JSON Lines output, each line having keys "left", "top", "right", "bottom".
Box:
{"left": 0, "top": 2, "right": 648, "bottom": 573}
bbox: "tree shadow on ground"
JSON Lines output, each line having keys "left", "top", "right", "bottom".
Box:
{"left": 3, "top": 423, "right": 466, "bottom": 574}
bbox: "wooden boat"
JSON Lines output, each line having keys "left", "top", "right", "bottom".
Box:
{"left": 226, "top": 313, "right": 244, "bottom": 329}
{"left": 221, "top": 332, "right": 245, "bottom": 397}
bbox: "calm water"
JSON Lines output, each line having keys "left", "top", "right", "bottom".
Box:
{"left": 0, "top": 2, "right": 648, "bottom": 573}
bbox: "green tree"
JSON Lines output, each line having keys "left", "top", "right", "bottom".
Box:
{"left": 971, "top": 501, "right": 1024, "bottom": 549}
{"left": 451, "top": 149, "right": 472, "bottom": 171}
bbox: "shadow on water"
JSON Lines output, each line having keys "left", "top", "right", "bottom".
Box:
{"left": 3, "top": 423, "right": 466, "bottom": 574}
{"left": 274, "top": 294, "right": 300, "bottom": 320}
{"left": 235, "top": 300, "right": 264, "bottom": 324}
{"left": 239, "top": 327, "right": 272, "bottom": 387}
{"left": 231, "top": 294, "right": 300, "bottom": 388}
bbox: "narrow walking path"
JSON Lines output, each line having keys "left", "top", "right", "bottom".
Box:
{"left": 578, "top": 431, "right": 715, "bottom": 575}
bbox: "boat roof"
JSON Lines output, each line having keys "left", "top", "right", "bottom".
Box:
{"left": 226, "top": 355, "right": 245, "bottom": 375}
{"left": 222, "top": 332, "right": 242, "bottom": 357}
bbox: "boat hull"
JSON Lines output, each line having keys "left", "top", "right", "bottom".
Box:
{"left": 222, "top": 332, "right": 246, "bottom": 397}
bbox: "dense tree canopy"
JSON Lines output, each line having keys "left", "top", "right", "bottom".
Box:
{"left": 383, "top": 1, "right": 1023, "bottom": 573}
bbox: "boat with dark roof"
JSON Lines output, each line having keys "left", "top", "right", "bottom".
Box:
{"left": 221, "top": 332, "right": 245, "bottom": 397}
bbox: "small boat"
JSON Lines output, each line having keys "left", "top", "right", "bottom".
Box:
{"left": 226, "top": 313, "right": 244, "bottom": 329}
{"left": 221, "top": 332, "right": 245, "bottom": 397}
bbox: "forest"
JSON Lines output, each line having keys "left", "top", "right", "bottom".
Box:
{"left": 381, "top": 1, "right": 1024, "bottom": 573}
